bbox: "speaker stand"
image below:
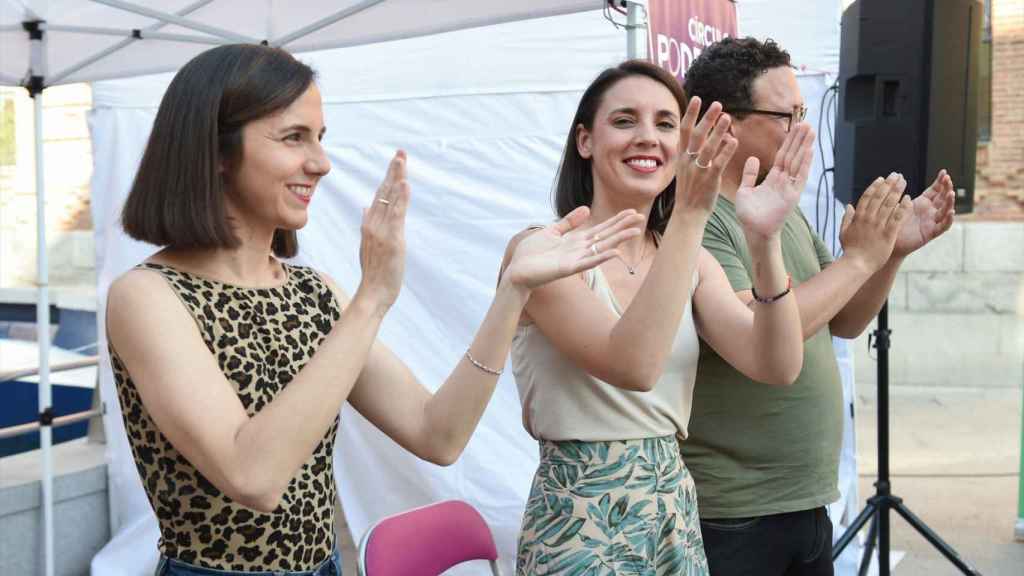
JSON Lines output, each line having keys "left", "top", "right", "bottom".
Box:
{"left": 832, "top": 303, "right": 981, "bottom": 575}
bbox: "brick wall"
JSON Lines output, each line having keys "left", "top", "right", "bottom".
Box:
{"left": 975, "top": 0, "right": 1024, "bottom": 214}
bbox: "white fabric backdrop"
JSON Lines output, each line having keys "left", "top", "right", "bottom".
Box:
{"left": 89, "top": 6, "right": 858, "bottom": 575}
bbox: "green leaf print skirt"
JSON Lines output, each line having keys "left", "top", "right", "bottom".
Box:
{"left": 516, "top": 435, "right": 709, "bottom": 576}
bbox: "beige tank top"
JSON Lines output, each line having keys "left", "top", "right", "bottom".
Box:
{"left": 511, "top": 266, "right": 700, "bottom": 442}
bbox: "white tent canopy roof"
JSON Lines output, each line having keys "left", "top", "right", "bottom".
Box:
{"left": 0, "top": 0, "right": 602, "bottom": 87}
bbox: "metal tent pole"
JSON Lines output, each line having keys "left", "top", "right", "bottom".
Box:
{"left": 625, "top": 1, "right": 646, "bottom": 60}
{"left": 25, "top": 18, "right": 54, "bottom": 576}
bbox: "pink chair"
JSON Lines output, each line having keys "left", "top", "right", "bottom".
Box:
{"left": 357, "top": 500, "right": 503, "bottom": 576}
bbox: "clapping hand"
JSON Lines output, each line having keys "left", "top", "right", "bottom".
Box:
{"left": 673, "top": 97, "right": 739, "bottom": 218}
{"left": 893, "top": 169, "right": 956, "bottom": 258}
{"left": 734, "top": 123, "right": 815, "bottom": 240}
{"left": 839, "top": 172, "right": 912, "bottom": 272}
{"left": 357, "top": 151, "right": 410, "bottom": 310}
{"left": 502, "top": 207, "right": 645, "bottom": 291}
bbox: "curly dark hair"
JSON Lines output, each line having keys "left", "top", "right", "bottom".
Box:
{"left": 683, "top": 37, "right": 791, "bottom": 120}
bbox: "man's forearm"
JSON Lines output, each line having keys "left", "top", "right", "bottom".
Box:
{"left": 830, "top": 255, "right": 904, "bottom": 338}
{"left": 789, "top": 255, "right": 875, "bottom": 340}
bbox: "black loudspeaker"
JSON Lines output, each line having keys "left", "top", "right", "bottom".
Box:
{"left": 835, "top": 0, "right": 981, "bottom": 213}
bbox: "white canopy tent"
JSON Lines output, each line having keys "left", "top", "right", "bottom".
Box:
{"left": 0, "top": 2, "right": 603, "bottom": 575}
{"left": 2, "top": 1, "right": 859, "bottom": 574}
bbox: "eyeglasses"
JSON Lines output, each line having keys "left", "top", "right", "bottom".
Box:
{"left": 729, "top": 104, "right": 808, "bottom": 132}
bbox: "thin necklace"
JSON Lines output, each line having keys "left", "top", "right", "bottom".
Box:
{"left": 623, "top": 232, "right": 648, "bottom": 275}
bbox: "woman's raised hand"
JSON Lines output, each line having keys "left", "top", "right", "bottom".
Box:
{"left": 502, "top": 207, "right": 645, "bottom": 291}
{"left": 734, "top": 123, "right": 815, "bottom": 240}
{"left": 673, "top": 97, "right": 739, "bottom": 218}
{"left": 357, "top": 150, "right": 410, "bottom": 310}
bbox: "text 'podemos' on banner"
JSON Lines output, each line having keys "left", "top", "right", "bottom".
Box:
{"left": 647, "top": 0, "right": 738, "bottom": 82}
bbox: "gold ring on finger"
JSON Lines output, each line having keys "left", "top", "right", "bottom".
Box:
{"left": 695, "top": 157, "right": 712, "bottom": 169}
{"left": 377, "top": 198, "right": 391, "bottom": 205}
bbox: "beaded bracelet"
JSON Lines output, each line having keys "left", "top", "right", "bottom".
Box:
{"left": 751, "top": 275, "right": 793, "bottom": 304}
{"left": 465, "top": 349, "right": 503, "bottom": 376}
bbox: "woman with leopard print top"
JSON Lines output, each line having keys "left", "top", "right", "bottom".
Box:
{"left": 106, "top": 44, "right": 644, "bottom": 575}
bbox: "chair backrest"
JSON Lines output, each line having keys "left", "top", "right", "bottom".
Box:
{"left": 357, "top": 499, "right": 502, "bottom": 576}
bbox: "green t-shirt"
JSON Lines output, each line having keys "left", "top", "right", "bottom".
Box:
{"left": 681, "top": 195, "right": 843, "bottom": 518}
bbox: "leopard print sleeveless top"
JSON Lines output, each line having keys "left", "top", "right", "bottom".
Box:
{"left": 110, "top": 262, "right": 343, "bottom": 571}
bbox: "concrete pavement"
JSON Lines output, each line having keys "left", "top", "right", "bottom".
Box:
{"left": 853, "top": 385, "right": 1023, "bottom": 575}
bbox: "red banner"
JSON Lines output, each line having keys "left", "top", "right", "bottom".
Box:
{"left": 647, "top": 0, "right": 738, "bottom": 83}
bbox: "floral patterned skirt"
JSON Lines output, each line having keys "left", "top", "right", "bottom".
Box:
{"left": 516, "top": 435, "right": 709, "bottom": 576}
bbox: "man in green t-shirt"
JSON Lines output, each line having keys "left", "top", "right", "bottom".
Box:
{"left": 680, "top": 37, "right": 956, "bottom": 576}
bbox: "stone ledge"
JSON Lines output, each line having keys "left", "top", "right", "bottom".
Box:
{"left": 888, "top": 273, "right": 908, "bottom": 311}
{"left": 901, "top": 223, "right": 965, "bottom": 272}
{"left": 853, "top": 312, "right": 1024, "bottom": 389}
{"left": 0, "top": 438, "right": 109, "bottom": 576}
{"left": 964, "top": 222, "right": 1024, "bottom": 272}
{"left": 906, "top": 271, "right": 1023, "bottom": 314}
{"left": 0, "top": 439, "right": 107, "bottom": 512}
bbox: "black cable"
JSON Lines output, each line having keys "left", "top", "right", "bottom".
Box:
{"left": 816, "top": 83, "right": 834, "bottom": 246}
{"left": 603, "top": 0, "right": 628, "bottom": 25}
{"left": 814, "top": 81, "right": 841, "bottom": 258}
{"left": 827, "top": 82, "right": 840, "bottom": 255}
{"left": 826, "top": 82, "right": 837, "bottom": 157}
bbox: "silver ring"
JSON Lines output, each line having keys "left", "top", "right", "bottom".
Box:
{"left": 377, "top": 198, "right": 391, "bottom": 205}
{"left": 590, "top": 244, "right": 598, "bottom": 255}
{"left": 686, "top": 149, "right": 700, "bottom": 159}
{"left": 695, "top": 157, "right": 712, "bottom": 169}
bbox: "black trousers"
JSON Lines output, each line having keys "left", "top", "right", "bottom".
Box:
{"left": 700, "top": 506, "right": 834, "bottom": 576}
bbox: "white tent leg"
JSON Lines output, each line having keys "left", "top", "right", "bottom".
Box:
{"left": 33, "top": 88, "right": 55, "bottom": 576}
{"left": 27, "top": 18, "right": 54, "bottom": 576}
{"left": 625, "top": 1, "right": 646, "bottom": 60}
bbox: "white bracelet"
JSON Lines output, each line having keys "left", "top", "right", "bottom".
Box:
{"left": 465, "top": 349, "right": 503, "bottom": 376}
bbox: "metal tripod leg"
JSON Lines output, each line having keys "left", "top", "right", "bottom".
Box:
{"left": 857, "top": 512, "right": 879, "bottom": 576}
{"left": 892, "top": 501, "right": 982, "bottom": 575}
{"left": 833, "top": 500, "right": 877, "bottom": 559}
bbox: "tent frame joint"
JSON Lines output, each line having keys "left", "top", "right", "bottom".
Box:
{"left": 22, "top": 21, "right": 45, "bottom": 96}
{"left": 38, "top": 407, "right": 55, "bottom": 427}
{"left": 22, "top": 20, "right": 44, "bottom": 40}
{"left": 26, "top": 75, "right": 44, "bottom": 97}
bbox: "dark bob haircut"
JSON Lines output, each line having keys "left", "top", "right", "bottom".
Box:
{"left": 553, "top": 60, "right": 687, "bottom": 235}
{"left": 121, "top": 44, "right": 317, "bottom": 258}
{"left": 683, "top": 37, "right": 791, "bottom": 120}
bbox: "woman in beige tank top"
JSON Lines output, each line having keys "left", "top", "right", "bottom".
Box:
{"left": 508, "top": 60, "right": 816, "bottom": 575}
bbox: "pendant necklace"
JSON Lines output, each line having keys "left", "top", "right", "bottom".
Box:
{"left": 623, "top": 233, "right": 647, "bottom": 275}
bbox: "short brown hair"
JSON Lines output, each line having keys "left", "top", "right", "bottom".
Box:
{"left": 121, "top": 44, "right": 316, "bottom": 258}
{"left": 553, "top": 60, "right": 687, "bottom": 235}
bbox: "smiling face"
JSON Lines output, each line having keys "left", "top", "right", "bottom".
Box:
{"left": 223, "top": 83, "right": 331, "bottom": 240}
{"left": 576, "top": 75, "right": 681, "bottom": 207}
